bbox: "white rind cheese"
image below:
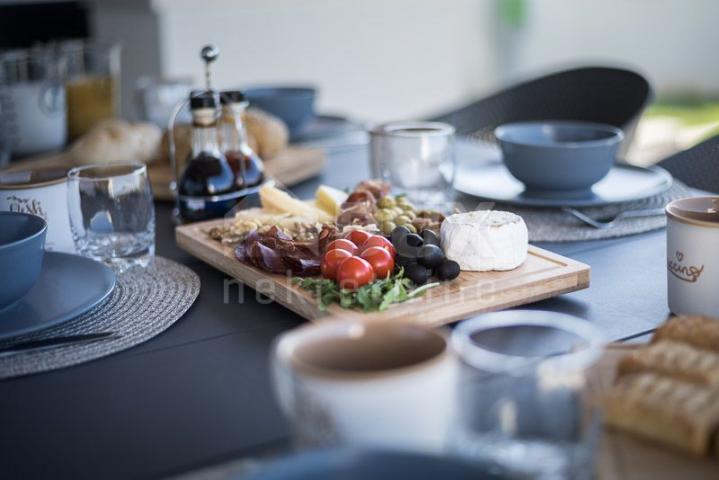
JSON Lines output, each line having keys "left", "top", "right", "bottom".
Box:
{"left": 440, "top": 211, "right": 528, "bottom": 271}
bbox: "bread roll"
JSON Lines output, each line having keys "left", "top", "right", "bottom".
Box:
{"left": 243, "top": 108, "right": 288, "bottom": 159}
{"left": 617, "top": 340, "right": 719, "bottom": 386}
{"left": 70, "top": 120, "right": 162, "bottom": 165}
{"left": 604, "top": 373, "right": 719, "bottom": 456}
{"left": 653, "top": 315, "right": 719, "bottom": 352}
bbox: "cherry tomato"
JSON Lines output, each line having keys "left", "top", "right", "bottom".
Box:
{"left": 326, "top": 238, "right": 359, "bottom": 256}
{"left": 336, "top": 256, "right": 375, "bottom": 290}
{"left": 321, "top": 249, "right": 353, "bottom": 280}
{"left": 344, "top": 229, "right": 373, "bottom": 247}
{"left": 360, "top": 246, "right": 395, "bottom": 279}
{"left": 360, "top": 234, "right": 396, "bottom": 257}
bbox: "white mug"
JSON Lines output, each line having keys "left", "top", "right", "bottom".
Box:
{"left": 666, "top": 196, "right": 719, "bottom": 316}
{"left": 0, "top": 167, "right": 76, "bottom": 253}
{"left": 272, "top": 319, "right": 456, "bottom": 453}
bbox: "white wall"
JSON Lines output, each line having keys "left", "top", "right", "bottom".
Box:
{"left": 89, "top": 0, "right": 719, "bottom": 122}
{"left": 495, "top": 0, "right": 719, "bottom": 94}
{"left": 151, "top": 0, "right": 497, "bottom": 122}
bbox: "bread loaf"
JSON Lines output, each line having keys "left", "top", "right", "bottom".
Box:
{"left": 244, "top": 108, "right": 288, "bottom": 159}
{"left": 70, "top": 120, "right": 162, "bottom": 165}
{"left": 653, "top": 315, "right": 719, "bottom": 352}
{"left": 617, "top": 340, "right": 719, "bottom": 386}
{"left": 604, "top": 373, "right": 719, "bottom": 456}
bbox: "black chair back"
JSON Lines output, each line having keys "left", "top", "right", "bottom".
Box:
{"left": 657, "top": 135, "right": 719, "bottom": 193}
{"left": 429, "top": 66, "right": 652, "bottom": 148}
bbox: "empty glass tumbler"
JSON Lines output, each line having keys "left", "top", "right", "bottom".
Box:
{"left": 67, "top": 164, "right": 155, "bottom": 271}
{"left": 369, "top": 121, "right": 455, "bottom": 209}
{"left": 449, "top": 311, "right": 605, "bottom": 480}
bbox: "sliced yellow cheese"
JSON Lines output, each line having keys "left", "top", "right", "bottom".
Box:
{"left": 315, "top": 184, "right": 348, "bottom": 216}
{"left": 259, "top": 184, "right": 333, "bottom": 222}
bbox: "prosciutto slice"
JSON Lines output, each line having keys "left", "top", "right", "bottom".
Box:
{"left": 235, "top": 225, "right": 336, "bottom": 276}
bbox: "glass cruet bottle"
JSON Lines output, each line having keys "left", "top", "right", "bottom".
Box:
{"left": 177, "top": 90, "right": 237, "bottom": 222}
{"left": 219, "top": 90, "right": 265, "bottom": 189}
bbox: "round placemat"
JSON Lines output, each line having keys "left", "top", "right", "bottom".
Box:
{"left": 0, "top": 256, "right": 200, "bottom": 379}
{"left": 502, "top": 180, "right": 694, "bottom": 242}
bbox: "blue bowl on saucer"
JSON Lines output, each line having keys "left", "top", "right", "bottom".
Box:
{"left": 0, "top": 212, "right": 47, "bottom": 311}
{"left": 244, "top": 86, "right": 317, "bottom": 136}
{"left": 495, "top": 121, "right": 623, "bottom": 198}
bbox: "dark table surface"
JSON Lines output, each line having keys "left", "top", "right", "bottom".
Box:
{"left": 0, "top": 144, "right": 671, "bottom": 479}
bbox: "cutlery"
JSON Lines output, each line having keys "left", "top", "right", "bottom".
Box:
{"left": 563, "top": 207, "right": 666, "bottom": 229}
{"left": 0, "top": 331, "right": 118, "bottom": 357}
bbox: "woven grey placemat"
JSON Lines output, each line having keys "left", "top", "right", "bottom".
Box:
{"left": 0, "top": 256, "right": 200, "bottom": 379}
{"left": 502, "top": 180, "right": 694, "bottom": 242}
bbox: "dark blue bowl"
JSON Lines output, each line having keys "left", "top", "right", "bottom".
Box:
{"left": 244, "top": 86, "right": 317, "bottom": 136}
{"left": 0, "top": 212, "right": 47, "bottom": 311}
{"left": 495, "top": 121, "right": 623, "bottom": 197}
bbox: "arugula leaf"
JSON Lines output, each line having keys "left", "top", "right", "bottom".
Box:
{"left": 293, "top": 267, "right": 438, "bottom": 313}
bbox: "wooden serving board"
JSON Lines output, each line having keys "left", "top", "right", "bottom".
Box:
{"left": 2, "top": 146, "right": 326, "bottom": 201}
{"left": 176, "top": 218, "right": 591, "bottom": 326}
{"left": 596, "top": 345, "right": 717, "bottom": 479}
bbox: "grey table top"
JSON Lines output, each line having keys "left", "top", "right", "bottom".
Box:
{"left": 0, "top": 144, "right": 672, "bottom": 479}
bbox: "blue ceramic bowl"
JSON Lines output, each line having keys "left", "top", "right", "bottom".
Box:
{"left": 0, "top": 212, "right": 47, "bottom": 311}
{"left": 244, "top": 86, "right": 316, "bottom": 136}
{"left": 495, "top": 121, "right": 623, "bottom": 197}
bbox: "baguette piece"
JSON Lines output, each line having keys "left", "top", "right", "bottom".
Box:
{"left": 653, "top": 315, "right": 719, "bottom": 352}
{"left": 617, "top": 340, "right": 719, "bottom": 386}
{"left": 604, "top": 373, "right": 719, "bottom": 456}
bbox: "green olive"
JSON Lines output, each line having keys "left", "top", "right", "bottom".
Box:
{"left": 404, "top": 209, "right": 416, "bottom": 220}
{"left": 381, "top": 220, "right": 397, "bottom": 234}
{"left": 405, "top": 223, "right": 417, "bottom": 234}
{"left": 395, "top": 214, "right": 411, "bottom": 225}
{"left": 377, "top": 196, "right": 396, "bottom": 208}
{"left": 392, "top": 207, "right": 404, "bottom": 217}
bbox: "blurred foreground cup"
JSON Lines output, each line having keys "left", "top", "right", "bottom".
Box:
{"left": 449, "top": 310, "right": 605, "bottom": 480}
{"left": 272, "top": 319, "right": 456, "bottom": 453}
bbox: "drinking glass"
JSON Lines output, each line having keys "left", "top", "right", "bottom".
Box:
{"left": 0, "top": 48, "right": 67, "bottom": 157}
{"left": 449, "top": 311, "right": 605, "bottom": 480}
{"left": 67, "top": 164, "right": 155, "bottom": 271}
{"left": 370, "top": 121, "right": 455, "bottom": 209}
{"left": 60, "top": 40, "right": 121, "bottom": 140}
{"left": 134, "top": 76, "right": 193, "bottom": 127}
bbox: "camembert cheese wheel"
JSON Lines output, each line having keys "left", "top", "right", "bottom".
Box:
{"left": 440, "top": 211, "right": 528, "bottom": 271}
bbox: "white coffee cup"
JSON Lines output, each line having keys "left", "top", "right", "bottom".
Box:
{"left": 0, "top": 167, "right": 76, "bottom": 253}
{"left": 272, "top": 319, "right": 456, "bottom": 453}
{"left": 666, "top": 196, "right": 719, "bottom": 316}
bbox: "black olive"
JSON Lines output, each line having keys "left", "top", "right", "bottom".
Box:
{"left": 405, "top": 233, "right": 423, "bottom": 248}
{"left": 391, "top": 225, "right": 411, "bottom": 246}
{"left": 421, "top": 229, "right": 440, "bottom": 247}
{"left": 405, "top": 263, "right": 430, "bottom": 285}
{"left": 395, "top": 254, "right": 417, "bottom": 268}
{"left": 395, "top": 233, "right": 423, "bottom": 257}
{"left": 436, "top": 259, "right": 460, "bottom": 281}
{"left": 417, "top": 244, "right": 444, "bottom": 269}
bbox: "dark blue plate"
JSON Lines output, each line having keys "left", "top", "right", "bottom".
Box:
{"left": 0, "top": 252, "right": 116, "bottom": 340}
{"left": 241, "top": 449, "right": 502, "bottom": 480}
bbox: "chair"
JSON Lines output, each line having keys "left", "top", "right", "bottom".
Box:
{"left": 428, "top": 66, "right": 652, "bottom": 152}
{"left": 657, "top": 135, "right": 719, "bottom": 193}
